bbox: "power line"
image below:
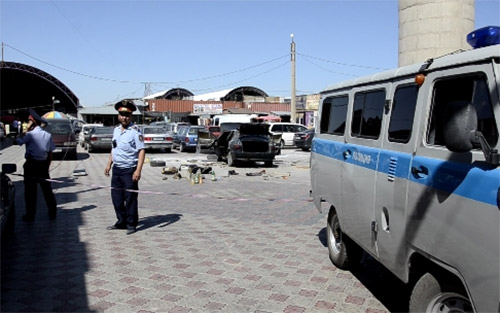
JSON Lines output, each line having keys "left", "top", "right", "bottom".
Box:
{"left": 297, "top": 52, "right": 389, "bottom": 71}
{"left": 3, "top": 43, "right": 289, "bottom": 85}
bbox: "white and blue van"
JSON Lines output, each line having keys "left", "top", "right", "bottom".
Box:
{"left": 310, "top": 26, "right": 499, "bottom": 312}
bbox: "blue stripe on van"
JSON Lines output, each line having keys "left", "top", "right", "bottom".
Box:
{"left": 313, "top": 138, "right": 499, "bottom": 207}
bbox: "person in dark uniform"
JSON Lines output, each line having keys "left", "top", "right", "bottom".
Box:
{"left": 15, "top": 108, "right": 57, "bottom": 222}
{"left": 104, "top": 101, "right": 145, "bottom": 235}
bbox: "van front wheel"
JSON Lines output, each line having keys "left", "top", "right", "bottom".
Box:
{"left": 326, "top": 208, "right": 361, "bottom": 270}
{"left": 409, "top": 273, "right": 472, "bottom": 313}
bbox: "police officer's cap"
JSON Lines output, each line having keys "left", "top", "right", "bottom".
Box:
{"left": 114, "top": 100, "right": 137, "bottom": 113}
{"left": 28, "top": 108, "right": 47, "bottom": 124}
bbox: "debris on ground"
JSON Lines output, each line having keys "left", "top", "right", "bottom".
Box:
{"left": 161, "top": 167, "right": 178, "bottom": 174}
{"left": 150, "top": 160, "right": 166, "bottom": 167}
{"left": 246, "top": 170, "right": 266, "bottom": 176}
{"left": 72, "top": 168, "right": 87, "bottom": 176}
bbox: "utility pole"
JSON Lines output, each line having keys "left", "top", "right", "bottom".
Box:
{"left": 290, "top": 34, "right": 296, "bottom": 123}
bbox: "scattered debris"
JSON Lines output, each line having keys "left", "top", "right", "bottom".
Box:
{"left": 161, "top": 167, "right": 178, "bottom": 174}
{"left": 246, "top": 170, "right": 266, "bottom": 176}
{"left": 150, "top": 160, "right": 166, "bottom": 167}
{"left": 228, "top": 170, "right": 238, "bottom": 175}
{"left": 72, "top": 168, "right": 87, "bottom": 176}
{"left": 172, "top": 173, "right": 182, "bottom": 180}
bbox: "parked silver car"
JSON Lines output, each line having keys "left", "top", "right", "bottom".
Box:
{"left": 79, "top": 124, "right": 103, "bottom": 148}
{"left": 140, "top": 126, "right": 173, "bottom": 152}
{"left": 87, "top": 126, "right": 114, "bottom": 152}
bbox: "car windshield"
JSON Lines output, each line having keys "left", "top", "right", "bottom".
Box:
{"left": 94, "top": 127, "right": 114, "bottom": 134}
{"left": 46, "top": 121, "right": 72, "bottom": 135}
{"left": 143, "top": 127, "right": 165, "bottom": 134}
{"left": 188, "top": 127, "right": 203, "bottom": 135}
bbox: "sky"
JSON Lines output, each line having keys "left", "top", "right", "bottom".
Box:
{"left": 1, "top": 0, "right": 499, "bottom": 108}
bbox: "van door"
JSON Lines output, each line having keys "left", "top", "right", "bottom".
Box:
{"left": 341, "top": 86, "right": 387, "bottom": 255}
{"left": 373, "top": 81, "right": 420, "bottom": 279}
{"left": 408, "top": 66, "right": 499, "bottom": 313}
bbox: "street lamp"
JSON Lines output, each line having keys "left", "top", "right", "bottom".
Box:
{"left": 52, "top": 96, "right": 60, "bottom": 112}
{"left": 290, "top": 34, "right": 296, "bottom": 123}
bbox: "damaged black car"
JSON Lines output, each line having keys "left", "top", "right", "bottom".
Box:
{"left": 213, "top": 123, "right": 279, "bottom": 167}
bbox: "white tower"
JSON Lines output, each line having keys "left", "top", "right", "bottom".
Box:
{"left": 399, "top": 0, "right": 475, "bottom": 66}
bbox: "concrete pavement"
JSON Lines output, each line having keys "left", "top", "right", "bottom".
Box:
{"left": 1, "top": 141, "right": 406, "bottom": 313}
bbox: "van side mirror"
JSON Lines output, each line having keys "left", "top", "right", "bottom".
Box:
{"left": 443, "top": 101, "right": 499, "bottom": 165}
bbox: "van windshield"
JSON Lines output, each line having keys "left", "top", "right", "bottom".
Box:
{"left": 46, "top": 120, "right": 73, "bottom": 135}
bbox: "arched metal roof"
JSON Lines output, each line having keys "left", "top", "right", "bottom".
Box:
{"left": 0, "top": 61, "right": 79, "bottom": 116}
{"left": 163, "top": 88, "right": 194, "bottom": 99}
{"left": 222, "top": 86, "right": 269, "bottom": 101}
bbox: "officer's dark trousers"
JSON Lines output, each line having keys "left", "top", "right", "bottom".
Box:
{"left": 23, "top": 158, "right": 57, "bottom": 218}
{"left": 111, "top": 166, "right": 139, "bottom": 228}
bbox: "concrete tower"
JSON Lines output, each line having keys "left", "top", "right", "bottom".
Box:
{"left": 399, "top": 0, "right": 475, "bottom": 67}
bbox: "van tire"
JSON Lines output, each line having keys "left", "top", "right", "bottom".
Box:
{"left": 409, "top": 273, "right": 472, "bottom": 313}
{"left": 326, "top": 208, "right": 362, "bottom": 270}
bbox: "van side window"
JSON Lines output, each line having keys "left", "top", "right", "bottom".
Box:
{"left": 351, "top": 90, "right": 385, "bottom": 139}
{"left": 388, "top": 85, "right": 418, "bottom": 143}
{"left": 427, "top": 74, "right": 498, "bottom": 147}
{"left": 320, "top": 95, "right": 348, "bottom": 135}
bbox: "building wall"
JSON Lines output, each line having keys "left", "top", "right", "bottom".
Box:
{"left": 398, "top": 0, "right": 474, "bottom": 66}
{"left": 146, "top": 99, "right": 291, "bottom": 115}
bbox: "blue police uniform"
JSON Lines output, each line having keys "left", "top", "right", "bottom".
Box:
{"left": 110, "top": 123, "right": 144, "bottom": 231}
{"left": 16, "top": 124, "right": 57, "bottom": 221}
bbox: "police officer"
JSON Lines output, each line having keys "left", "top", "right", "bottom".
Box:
{"left": 104, "top": 101, "right": 145, "bottom": 235}
{"left": 16, "top": 108, "right": 57, "bottom": 221}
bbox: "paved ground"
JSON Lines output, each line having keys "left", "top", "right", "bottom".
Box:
{"left": 1, "top": 139, "right": 408, "bottom": 313}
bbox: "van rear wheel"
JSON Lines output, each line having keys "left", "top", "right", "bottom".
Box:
{"left": 409, "top": 273, "right": 472, "bottom": 313}
{"left": 326, "top": 208, "right": 362, "bottom": 270}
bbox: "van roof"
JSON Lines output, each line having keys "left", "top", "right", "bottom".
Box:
{"left": 322, "top": 44, "right": 499, "bottom": 94}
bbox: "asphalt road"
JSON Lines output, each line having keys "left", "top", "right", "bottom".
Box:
{"left": 1, "top": 141, "right": 408, "bottom": 313}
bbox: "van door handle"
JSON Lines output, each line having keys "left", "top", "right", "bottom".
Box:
{"left": 411, "top": 165, "right": 428, "bottom": 178}
{"left": 343, "top": 150, "right": 351, "bottom": 159}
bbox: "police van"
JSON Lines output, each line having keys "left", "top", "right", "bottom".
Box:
{"left": 310, "top": 26, "right": 499, "bottom": 312}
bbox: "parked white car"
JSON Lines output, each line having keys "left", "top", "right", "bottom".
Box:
{"left": 266, "top": 122, "right": 308, "bottom": 148}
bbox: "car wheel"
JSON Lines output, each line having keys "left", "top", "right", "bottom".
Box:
{"left": 301, "top": 147, "right": 310, "bottom": 151}
{"left": 264, "top": 160, "right": 273, "bottom": 167}
{"left": 326, "top": 207, "right": 362, "bottom": 270}
{"left": 88, "top": 145, "right": 93, "bottom": 153}
{"left": 165, "top": 148, "right": 172, "bottom": 153}
{"left": 409, "top": 273, "right": 472, "bottom": 313}
{"left": 280, "top": 140, "right": 285, "bottom": 150}
{"left": 179, "top": 143, "right": 185, "bottom": 152}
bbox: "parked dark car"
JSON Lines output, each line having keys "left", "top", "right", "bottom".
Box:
{"left": 293, "top": 128, "right": 315, "bottom": 151}
{"left": 44, "top": 118, "right": 78, "bottom": 160}
{"left": 87, "top": 126, "right": 114, "bottom": 152}
{"left": 214, "top": 123, "right": 278, "bottom": 167}
{"left": 173, "top": 125, "right": 205, "bottom": 152}
{"left": 1, "top": 163, "right": 16, "bottom": 241}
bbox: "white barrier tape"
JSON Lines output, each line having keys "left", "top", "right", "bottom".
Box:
{"left": 11, "top": 173, "right": 313, "bottom": 202}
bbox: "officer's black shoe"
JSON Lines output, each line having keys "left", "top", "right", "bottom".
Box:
{"left": 107, "top": 224, "right": 126, "bottom": 230}
{"left": 126, "top": 228, "right": 136, "bottom": 235}
{"left": 22, "top": 215, "right": 34, "bottom": 222}
{"left": 49, "top": 215, "right": 57, "bottom": 221}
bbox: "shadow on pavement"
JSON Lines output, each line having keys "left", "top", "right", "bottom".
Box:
{"left": 317, "top": 227, "right": 410, "bottom": 313}
{"left": 1, "top": 183, "right": 97, "bottom": 312}
{"left": 137, "top": 213, "right": 182, "bottom": 232}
